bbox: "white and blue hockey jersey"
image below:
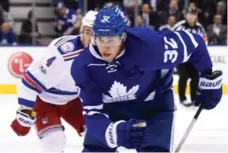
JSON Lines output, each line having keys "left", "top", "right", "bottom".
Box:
{"left": 18, "top": 35, "right": 84, "bottom": 108}
{"left": 71, "top": 27, "right": 213, "bottom": 148}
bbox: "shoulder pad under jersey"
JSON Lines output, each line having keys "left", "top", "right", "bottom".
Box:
{"left": 52, "top": 35, "right": 85, "bottom": 61}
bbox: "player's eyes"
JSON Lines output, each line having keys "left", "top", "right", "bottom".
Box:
{"left": 97, "top": 38, "right": 105, "bottom": 43}
{"left": 108, "top": 39, "right": 114, "bottom": 43}
{"left": 85, "top": 31, "right": 94, "bottom": 36}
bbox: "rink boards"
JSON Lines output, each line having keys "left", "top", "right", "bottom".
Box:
{"left": 0, "top": 46, "right": 227, "bottom": 95}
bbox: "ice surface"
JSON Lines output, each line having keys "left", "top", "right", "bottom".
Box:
{"left": 0, "top": 95, "right": 227, "bottom": 153}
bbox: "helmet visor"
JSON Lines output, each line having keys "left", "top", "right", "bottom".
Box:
{"left": 93, "top": 35, "right": 123, "bottom": 46}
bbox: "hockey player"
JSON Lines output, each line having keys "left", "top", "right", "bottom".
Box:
{"left": 10, "top": 10, "right": 97, "bottom": 153}
{"left": 71, "top": 7, "right": 223, "bottom": 152}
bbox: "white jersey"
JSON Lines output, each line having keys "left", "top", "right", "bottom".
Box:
{"left": 18, "top": 35, "right": 85, "bottom": 107}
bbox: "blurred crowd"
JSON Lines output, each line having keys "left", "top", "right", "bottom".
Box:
{"left": 0, "top": 0, "right": 17, "bottom": 46}
{"left": 55, "top": 0, "right": 227, "bottom": 45}
{"left": 0, "top": 0, "right": 40, "bottom": 45}
{"left": 0, "top": 0, "right": 227, "bottom": 46}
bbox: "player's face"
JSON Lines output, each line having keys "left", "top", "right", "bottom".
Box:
{"left": 81, "top": 26, "right": 94, "bottom": 48}
{"left": 95, "top": 35, "right": 123, "bottom": 62}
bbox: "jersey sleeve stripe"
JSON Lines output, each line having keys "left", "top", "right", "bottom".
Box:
{"left": 18, "top": 98, "right": 35, "bottom": 107}
{"left": 62, "top": 49, "right": 84, "bottom": 58}
{"left": 22, "top": 78, "right": 42, "bottom": 93}
{"left": 182, "top": 30, "right": 199, "bottom": 48}
{"left": 26, "top": 71, "right": 48, "bottom": 91}
{"left": 54, "top": 38, "right": 64, "bottom": 47}
{"left": 173, "top": 32, "right": 188, "bottom": 62}
{"left": 63, "top": 49, "right": 84, "bottom": 61}
{"left": 23, "top": 74, "right": 43, "bottom": 92}
{"left": 55, "top": 38, "right": 72, "bottom": 48}
{"left": 17, "top": 81, "right": 39, "bottom": 106}
{"left": 46, "top": 88, "right": 79, "bottom": 95}
{"left": 55, "top": 39, "right": 67, "bottom": 48}
{"left": 55, "top": 36, "right": 77, "bottom": 48}
{"left": 64, "top": 56, "right": 80, "bottom": 61}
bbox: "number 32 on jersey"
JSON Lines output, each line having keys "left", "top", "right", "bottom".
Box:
{"left": 163, "top": 37, "right": 178, "bottom": 63}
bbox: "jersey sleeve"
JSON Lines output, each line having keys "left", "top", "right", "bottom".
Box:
{"left": 141, "top": 30, "right": 212, "bottom": 73}
{"left": 71, "top": 59, "right": 113, "bottom": 148}
{"left": 18, "top": 41, "right": 67, "bottom": 108}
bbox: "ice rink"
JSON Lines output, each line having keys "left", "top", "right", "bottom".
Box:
{"left": 0, "top": 95, "right": 227, "bottom": 153}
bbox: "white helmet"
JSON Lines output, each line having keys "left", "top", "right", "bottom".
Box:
{"left": 81, "top": 10, "right": 98, "bottom": 28}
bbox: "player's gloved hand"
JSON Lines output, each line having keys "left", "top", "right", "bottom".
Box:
{"left": 117, "top": 119, "right": 147, "bottom": 149}
{"left": 11, "top": 107, "right": 37, "bottom": 136}
{"left": 105, "top": 119, "right": 147, "bottom": 149}
{"left": 195, "top": 70, "right": 223, "bottom": 110}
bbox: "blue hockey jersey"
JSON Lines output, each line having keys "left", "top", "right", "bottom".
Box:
{"left": 71, "top": 27, "right": 212, "bottom": 147}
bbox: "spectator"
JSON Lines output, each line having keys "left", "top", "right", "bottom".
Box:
{"left": 55, "top": 0, "right": 78, "bottom": 10}
{"left": 145, "top": 0, "right": 185, "bottom": 12}
{"left": 197, "top": 0, "right": 217, "bottom": 29}
{"left": 136, "top": 15, "right": 144, "bottom": 27}
{"left": 123, "top": 0, "right": 142, "bottom": 26}
{"left": 0, "top": 5, "right": 14, "bottom": 28}
{"left": 63, "top": 0, "right": 78, "bottom": 10}
{"left": 0, "top": 22, "right": 17, "bottom": 45}
{"left": 19, "top": 10, "right": 40, "bottom": 45}
{"left": 0, "top": 6, "right": 4, "bottom": 26}
{"left": 146, "top": 0, "right": 165, "bottom": 12}
{"left": 159, "top": 0, "right": 182, "bottom": 27}
{"left": 140, "top": 3, "right": 158, "bottom": 29}
{"left": 135, "top": 15, "right": 152, "bottom": 28}
{"left": 123, "top": 0, "right": 142, "bottom": 10}
{"left": 215, "top": 1, "right": 227, "bottom": 25}
{"left": 0, "top": 0, "right": 9, "bottom": 12}
{"left": 54, "top": 3, "right": 77, "bottom": 36}
{"left": 207, "top": 14, "right": 227, "bottom": 45}
{"left": 87, "top": 0, "right": 123, "bottom": 11}
{"left": 159, "top": 15, "right": 176, "bottom": 31}
{"left": 63, "top": 9, "right": 83, "bottom": 35}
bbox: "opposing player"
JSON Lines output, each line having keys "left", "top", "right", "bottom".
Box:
{"left": 71, "top": 7, "right": 223, "bottom": 152}
{"left": 10, "top": 10, "right": 97, "bottom": 153}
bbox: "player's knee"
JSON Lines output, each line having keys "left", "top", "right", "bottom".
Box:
{"left": 40, "top": 130, "right": 66, "bottom": 152}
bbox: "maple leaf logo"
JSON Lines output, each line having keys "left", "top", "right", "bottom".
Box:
{"left": 103, "top": 81, "right": 139, "bottom": 103}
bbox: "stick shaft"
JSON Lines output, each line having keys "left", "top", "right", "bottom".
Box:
{"left": 175, "top": 104, "right": 204, "bottom": 152}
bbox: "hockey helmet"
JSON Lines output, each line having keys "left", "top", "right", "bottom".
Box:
{"left": 93, "top": 7, "right": 127, "bottom": 36}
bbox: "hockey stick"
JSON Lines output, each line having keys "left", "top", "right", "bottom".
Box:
{"left": 174, "top": 103, "right": 204, "bottom": 152}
